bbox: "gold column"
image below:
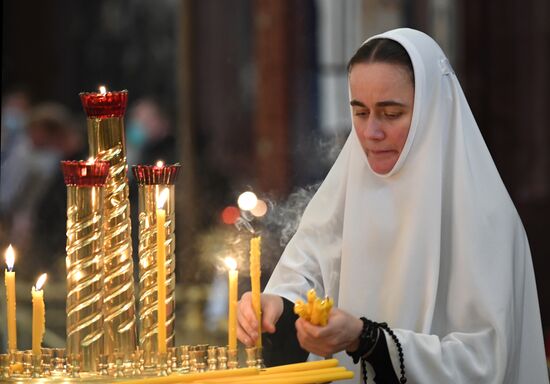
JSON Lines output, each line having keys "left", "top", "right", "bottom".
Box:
{"left": 62, "top": 160, "right": 110, "bottom": 371}
{"left": 132, "top": 164, "right": 180, "bottom": 367}
{"left": 80, "top": 90, "right": 137, "bottom": 358}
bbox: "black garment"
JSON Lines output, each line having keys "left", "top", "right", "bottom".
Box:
{"left": 263, "top": 297, "right": 309, "bottom": 366}
{"left": 364, "top": 331, "right": 400, "bottom": 384}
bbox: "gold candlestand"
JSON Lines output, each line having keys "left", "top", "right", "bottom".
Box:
{"left": 132, "top": 164, "right": 180, "bottom": 367}
{"left": 62, "top": 160, "right": 110, "bottom": 372}
{"left": 80, "top": 90, "right": 137, "bottom": 358}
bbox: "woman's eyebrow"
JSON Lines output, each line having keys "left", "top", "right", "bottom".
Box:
{"left": 350, "top": 99, "right": 366, "bottom": 107}
{"left": 350, "top": 99, "right": 409, "bottom": 108}
{"left": 376, "top": 100, "right": 408, "bottom": 108}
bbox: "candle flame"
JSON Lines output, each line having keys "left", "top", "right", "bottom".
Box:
{"left": 5, "top": 245, "right": 15, "bottom": 270}
{"left": 157, "top": 188, "right": 170, "bottom": 209}
{"left": 35, "top": 273, "right": 47, "bottom": 290}
{"left": 99, "top": 85, "right": 107, "bottom": 95}
{"left": 224, "top": 257, "right": 237, "bottom": 271}
{"left": 156, "top": 160, "right": 164, "bottom": 168}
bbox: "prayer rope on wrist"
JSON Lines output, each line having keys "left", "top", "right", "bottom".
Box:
{"left": 346, "top": 317, "right": 407, "bottom": 384}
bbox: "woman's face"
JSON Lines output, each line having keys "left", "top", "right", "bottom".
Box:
{"left": 349, "top": 62, "right": 414, "bottom": 174}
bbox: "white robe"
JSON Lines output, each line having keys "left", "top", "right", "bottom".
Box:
{"left": 265, "top": 28, "right": 548, "bottom": 384}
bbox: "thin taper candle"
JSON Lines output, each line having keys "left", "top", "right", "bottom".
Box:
{"left": 226, "top": 257, "right": 238, "bottom": 350}
{"left": 32, "top": 273, "right": 47, "bottom": 355}
{"left": 157, "top": 188, "right": 169, "bottom": 354}
{"left": 4, "top": 245, "right": 17, "bottom": 350}
{"left": 250, "top": 236, "right": 262, "bottom": 347}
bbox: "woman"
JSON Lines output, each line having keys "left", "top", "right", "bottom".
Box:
{"left": 238, "top": 28, "right": 548, "bottom": 383}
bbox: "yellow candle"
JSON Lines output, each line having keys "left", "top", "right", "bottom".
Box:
{"left": 32, "top": 273, "right": 47, "bottom": 355}
{"left": 246, "top": 369, "right": 353, "bottom": 384}
{"left": 225, "top": 257, "right": 238, "bottom": 350}
{"left": 157, "top": 188, "right": 169, "bottom": 354}
{"left": 4, "top": 245, "right": 17, "bottom": 351}
{"left": 249, "top": 236, "right": 261, "bottom": 347}
{"left": 121, "top": 366, "right": 258, "bottom": 384}
{"left": 200, "top": 367, "right": 346, "bottom": 383}
{"left": 261, "top": 358, "right": 339, "bottom": 374}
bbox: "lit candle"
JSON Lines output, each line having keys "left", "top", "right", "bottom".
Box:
{"left": 225, "top": 257, "right": 238, "bottom": 350}
{"left": 157, "top": 187, "right": 169, "bottom": 354}
{"left": 250, "top": 236, "right": 262, "bottom": 347}
{"left": 4, "top": 245, "right": 17, "bottom": 351}
{"left": 32, "top": 273, "right": 47, "bottom": 355}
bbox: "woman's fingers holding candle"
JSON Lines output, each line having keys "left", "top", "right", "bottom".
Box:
{"left": 260, "top": 293, "right": 284, "bottom": 333}
{"left": 238, "top": 292, "right": 284, "bottom": 345}
{"left": 295, "top": 308, "right": 363, "bottom": 357}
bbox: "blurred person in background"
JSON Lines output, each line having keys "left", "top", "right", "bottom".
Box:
{"left": 1, "top": 102, "right": 85, "bottom": 278}
{"left": 127, "top": 97, "right": 176, "bottom": 166}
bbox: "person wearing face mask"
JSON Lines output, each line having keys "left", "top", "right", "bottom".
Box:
{"left": 2, "top": 103, "right": 86, "bottom": 276}
{"left": 237, "top": 28, "right": 548, "bottom": 384}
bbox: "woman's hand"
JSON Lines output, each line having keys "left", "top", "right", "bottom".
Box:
{"left": 237, "top": 292, "right": 284, "bottom": 347}
{"left": 295, "top": 307, "right": 363, "bottom": 357}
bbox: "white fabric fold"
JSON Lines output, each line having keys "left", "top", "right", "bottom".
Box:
{"left": 265, "top": 28, "right": 548, "bottom": 384}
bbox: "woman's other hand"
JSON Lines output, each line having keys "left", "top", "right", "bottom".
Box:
{"left": 237, "top": 292, "right": 284, "bottom": 347}
{"left": 295, "top": 307, "right": 363, "bottom": 357}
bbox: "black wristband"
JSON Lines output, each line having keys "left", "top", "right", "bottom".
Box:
{"left": 346, "top": 317, "right": 380, "bottom": 364}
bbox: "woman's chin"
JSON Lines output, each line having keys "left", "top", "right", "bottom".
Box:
{"left": 368, "top": 159, "right": 396, "bottom": 174}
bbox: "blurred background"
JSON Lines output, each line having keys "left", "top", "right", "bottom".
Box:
{"left": 1, "top": 0, "right": 549, "bottom": 362}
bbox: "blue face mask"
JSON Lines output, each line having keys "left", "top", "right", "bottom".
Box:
{"left": 2, "top": 108, "right": 27, "bottom": 135}
{"left": 126, "top": 120, "right": 147, "bottom": 148}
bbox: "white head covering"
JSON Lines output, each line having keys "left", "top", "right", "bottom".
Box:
{"left": 265, "top": 28, "right": 548, "bottom": 384}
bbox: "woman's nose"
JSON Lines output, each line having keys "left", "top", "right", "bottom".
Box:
{"left": 363, "top": 118, "right": 384, "bottom": 140}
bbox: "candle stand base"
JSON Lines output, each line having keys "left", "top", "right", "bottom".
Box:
{"left": 256, "top": 346, "right": 265, "bottom": 369}
{"left": 1, "top": 354, "right": 10, "bottom": 379}
{"left": 31, "top": 354, "right": 42, "bottom": 378}
{"left": 217, "top": 347, "right": 228, "bottom": 370}
{"left": 227, "top": 348, "right": 238, "bottom": 369}
{"left": 157, "top": 352, "right": 169, "bottom": 376}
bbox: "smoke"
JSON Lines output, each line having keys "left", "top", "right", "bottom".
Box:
{"left": 266, "top": 183, "right": 321, "bottom": 248}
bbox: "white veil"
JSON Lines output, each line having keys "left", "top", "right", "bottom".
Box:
{"left": 265, "top": 28, "right": 548, "bottom": 384}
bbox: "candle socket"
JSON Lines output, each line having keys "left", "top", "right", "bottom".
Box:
{"left": 68, "top": 353, "right": 81, "bottom": 378}
{"left": 133, "top": 166, "right": 179, "bottom": 366}
{"left": 255, "top": 346, "right": 265, "bottom": 368}
{"left": 131, "top": 352, "right": 142, "bottom": 376}
{"left": 216, "top": 347, "right": 228, "bottom": 370}
{"left": 23, "top": 351, "right": 32, "bottom": 377}
{"left": 168, "top": 347, "right": 178, "bottom": 372}
{"left": 178, "top": 345, "right": 190, "bottom": 373}
{"left": 97, "top": 354, "right": 109, "bottom": 376}
{"left": 0, "top": 354, "right": 10, "bottom": 379}
{"left": 41, "top": 350, "right": 52, "bottom": 376}
{"left": 245, "top": 347, "right": 257, "bottom": 368}
{"left": 31, "top": 354, "right": 42, "bottom": 378}
{"left": 82, "top": 94, "right": 137, "bottom": 358}
{"left": 53, "top": 348, "right": 66, "bottom": 375}
{"left": 114, "top": 351, "right": 125, "bottom": 378}
{"left": 157, "top": 352, "right": 169, "bottom": 376}
{"left": 195, "top": 349, "right": 206, "bottom": 372}
{"left": 207, "top": 346, "right": 218, "bottom": 370}
{"left": 227, "top": 348, "right": 238, "bottom": 369}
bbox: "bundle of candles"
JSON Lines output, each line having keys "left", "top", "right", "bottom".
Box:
{"left": 294, "top": 289, "right": 334, "bottom": 326}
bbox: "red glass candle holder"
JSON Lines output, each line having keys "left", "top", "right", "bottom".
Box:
{"left": 132, "top": 164, "right": 181, "bottom": 185}
{"left": 79, "top": 90, "right": 128, "bottom": 119}
{"left": 61, "top": 160, "right": 110, "bottom": 187}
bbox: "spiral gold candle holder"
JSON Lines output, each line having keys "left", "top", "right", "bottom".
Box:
{"left": 80, "top": 90, "right": 137, "bottom": 358}
{"left": 132, "top": 164, "right": 180, "bottom": 367}
{"left": 62, "top": 160, "right": 110, "bottom": 372}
